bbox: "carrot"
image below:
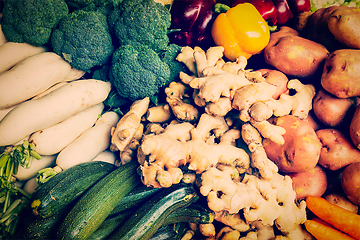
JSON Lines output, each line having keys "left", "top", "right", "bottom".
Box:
{"left": 306, "top": 196, "right": 360, "bottom": 239}
{"left": 305, "top": 220, "right": 356, "bottom": 240}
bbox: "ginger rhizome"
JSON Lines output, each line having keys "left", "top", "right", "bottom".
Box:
{"left": 137, "top": 113, "right": 250, "bottom": 188}
{"left": 199, "top": 165, "right": 307, "bottom": 238}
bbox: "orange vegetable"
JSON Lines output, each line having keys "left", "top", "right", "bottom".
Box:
{"left": 304, "top": 220, "right": 356, "bottom": 240}
{"left": 306, "top": 196, "right": 360, "bottom": 239}
{"left": 211, "top": 3, "right": 270, "bottom": 61}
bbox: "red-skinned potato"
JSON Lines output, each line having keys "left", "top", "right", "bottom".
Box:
{"left": 316, "top": 128, "right": 360, "bottom": 171}
{"left": 264, "top": 26, "right": 329, "bottom": 78}
{"left": 350, "top": 104, "right": 360, "bottom": 149}
{"left": 313, "top": 88, "right": 355, "bottom": 127}
{"left": 341, "top": 162, "right": 360, "bottom": 205}
{"left": 304, "top": 110, "right": 322, "bottom": 131}
{"left": 257, "top": 69, "right": 289, "bottom": 100}
{"left": 289, "top": 165, "right": 328, "bottom": 200}
{"left": 324, "top": 193, "right": 359, "bottom": 213}
{"left": 263, "top": 115, "right": 322, "bottom": 173}
{"left": 321, "top": 49, "right": 360, "bottom": 99}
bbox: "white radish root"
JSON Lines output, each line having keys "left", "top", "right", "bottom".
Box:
{"left": 29, "top": 103, "right": 104, "bottom": 156}
{"left": 56, "top": 111, "right": 120, "bottom": 170}
{"left": 0, "top": 79, "right": 111, "bottom": 146}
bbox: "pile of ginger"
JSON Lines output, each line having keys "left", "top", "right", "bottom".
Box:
{"left": 109, "top": 46, "right": 317, "bottom": 239}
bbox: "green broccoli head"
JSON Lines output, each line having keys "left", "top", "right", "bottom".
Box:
{"left": 108, "top": 0, "right": 171, "bottom": 53}
{"left": 65, "top": 0, "right": 122, "bottom": 13}
{"left": 1, "top": 0, "right": 69, "bottom": 46}
{"left": 158, "top": 44, "right": 191, "bottom": 85}
{"left": 51, "top": 10, "right": 114, "bottom": 72}
{"left": 109, "top": 43, "right": 171, "bottom": 101}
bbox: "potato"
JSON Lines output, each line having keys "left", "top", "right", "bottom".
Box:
{"left": 321, "top": 49, "right": 360, "bottom": 98}
{"left": 324, "top": 193, "right": 359, "bottom": 213}
{"left": 263, "top": 26, "right": 329, "bottom": 78}
{"left": 341, "top": 162, "right": 360, "bottom": 205}
{"left": 313, "top": 88, "right": 355, "bottom": 127}
{"left": 316, "top": 128, "right": 360, "bottom": 171}
{"left": 297, "top": 6, "right": 346, "bottom": 52}
{"left": 289, "top": 165, "right": 328, "bottom": 200}
{"left": 263, "top": 115, "right": 322, "bottom": 173}
{"left": 257, "top": 69, "right": 289, "bottom": 100}
{"left": 350, "top": 104, "right": 360, "bottom": 149}
{"left": 328, "top": 6, "right": 360, "bottom": 49}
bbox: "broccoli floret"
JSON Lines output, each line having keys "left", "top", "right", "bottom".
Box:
{"left": 1, "top": 0, "right": 69, "bottom": 46}
{"left": 109, "top": 43, "right": 171, "bottom": 101}
{"left": 51, "top": 10, "right": 114, "bottom": 72}
{"left": 65, "top": 0, "right": 122, "bottom": 14}
{"left": 158, "top": 44, "right": 191, "bottom": 85}
{"left": 108, "top": 0, "right": 171, "bottom": 53}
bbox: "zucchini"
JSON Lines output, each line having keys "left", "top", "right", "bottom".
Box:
{"left": 88, "top": 210, "right": 132, "bottom": 240}
{"left": 108, "top": 183, "right": 199, "bottom": 240}
{"left": 149, "top": 223, "right": 188, "bottom": 240}
{"left": 109, "top": 184, "right": 164, "bottom": 216}
{"left": 30, "top": 161, "right": 116, "bottom": 218}
{"left": 162, "top": 204, "right": 215, "bottom": 226}
{"left": 57, "top": 161, "right": 140, "bottom": 240}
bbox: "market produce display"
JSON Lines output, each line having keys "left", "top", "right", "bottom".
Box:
{"left": 1, "top": 0, "right": 360, "bottom": 239}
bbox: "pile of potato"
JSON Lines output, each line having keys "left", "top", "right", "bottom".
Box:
{"left": 255, "top": 5, "right": 360, "bottom": 210}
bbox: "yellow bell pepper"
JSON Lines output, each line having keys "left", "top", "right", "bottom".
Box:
{"left": 211, "top": 3, "right": 270, "bottom": 61}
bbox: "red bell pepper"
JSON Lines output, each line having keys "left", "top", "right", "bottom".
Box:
{"left": 217, "top": 0, "right": 278, "bottom": 25}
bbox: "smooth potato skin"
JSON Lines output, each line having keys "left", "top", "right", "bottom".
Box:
{"left": 264, "top": 26, "right": 329, "bottom": 78}
{"left": 328, "top": 6, "right": 360, "bottom": 49}
{"left": 289, "top": 165, "right": 328, "bottom": 200}
{"left": 321, "top": 49, "right": 360, "bottom": 98}
{"left": 350, "top": 104, "right": 360, "bottom": 149}
{"left": 316, "top": 128, "right": 360, "bottom": 171}
{"left": 313, "top": 89, "right": 355, "bottom": 127}
{"left": 263, "top": 115, "right": 322, "bottom": 173}
{"left": 341, "top": 162, "right": 360, "bottom": 205}
{"left": 324, "top": 193, "right": 359, "bottom": 213}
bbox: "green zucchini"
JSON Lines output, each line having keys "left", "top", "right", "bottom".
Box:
{"left": 57, "top": 161, "right": 141, "bottom": 240}
{"left": 30, "top": 161, "right": 116, "bottom": 218}
{"left": 88, "top": 210, "right": 132, "bottom": 240}
{"left": 149, "top": 223, "right": 188, "bottom": 240}
{"left": 109, "top": 184, "right": 164, "bottom": 216}
{"left": 162, "top": 203, "right": 215, "bottom": 226}
{"left": 108, "top": 183, "right": 199, "bottom": 240}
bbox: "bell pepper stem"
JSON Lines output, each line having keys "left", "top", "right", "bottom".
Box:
{"left": 214, "top": 3, "right": 230, "bottom": 13}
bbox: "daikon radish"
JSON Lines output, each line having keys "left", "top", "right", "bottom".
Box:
{"left": 23, "top": 177, "right": 39, "bottom": 195}
{"left": 56, "top": 111, "right": 120, "bottom": 170}
{"left": 29, "top": 103, "right": 104, "bottom": 155}
{"left": 0, "top": 42, "right": 46, "bottom": 74}
{"left": 0, "top": 52, "right": 72, "bottom": 109}
{"left": 0, "top": 79, "right": 111, "bottom": 146}
{"left": 63, "top": 68, "right": 85, "bottom": 82}
{"left": 92, "top": 150, "right": 117, "bottom": 165}
{"left": 14, "top": 155, "right": 56, "bottom": 181}
{"left": 0, "top": 105, "right": 15, "bottom": 121}
{"left": 0, "top": 25, "right": 6, "bottom": 47}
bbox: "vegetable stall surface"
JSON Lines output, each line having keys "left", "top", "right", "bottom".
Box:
{"left": 2, "top": 0, "right": 360, "bottom": 239}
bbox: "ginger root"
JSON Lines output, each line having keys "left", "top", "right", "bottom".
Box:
{"left": 137, "top": 113, "right": 250, "bottom": 188}
{"left": 110, "top": 97, "right": 149, "bottom": 152}
{"left": 199, "top": 165, "right": 306, "bottom": 234}
{"left": 164, "top": 81, "right": 199, "bottom": 122}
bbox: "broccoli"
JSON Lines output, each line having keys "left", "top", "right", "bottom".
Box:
{"left": 158, "top": 44, "right": 191, "bottom": 85}
{"left": 51, "top": 9, "right": 114, "bottom": 72}
{"left": 109, "top": 43, "right": 170, "bottom": 101}
{"left": 1, "top": 0, "right": 69, "bottom": 46}
{"left": 108, "top": 0, "right": 171, "bottom": 53}
{"left": 65, "top": 0, "right": 122, "bottom": 14}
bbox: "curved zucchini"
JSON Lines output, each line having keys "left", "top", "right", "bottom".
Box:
{"left": 57, "top": 161, "right": 140, "bottom": 240}
{"left": 162, "top": 203, "right": 215, "bottom": 226}
{"left": 109, "top": 184, "right": 164, "bottom": 216}
{"left": 30, "top": 161, "right": 116, "bottom": 218}
{"left": 108, "top": 183, "right": 199, "bottom": 240}
{"left": 88, "top": 210, "right": 132, "bottom": 240}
